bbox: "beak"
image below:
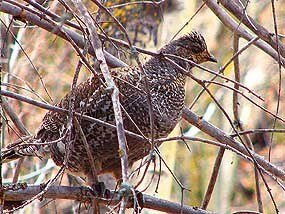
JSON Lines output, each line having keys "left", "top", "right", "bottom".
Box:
{"left": 208, "top": 54, "right": 217, "bottom": 63}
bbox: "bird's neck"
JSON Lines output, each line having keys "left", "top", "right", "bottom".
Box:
{"left": 144, "top": 55, "right": 187, "bottom": 85}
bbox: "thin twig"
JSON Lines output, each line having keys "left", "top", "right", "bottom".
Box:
{"left": 231, "top": 129, "right": 285, "bottom": 137}
{"left": 268, "top": 0, "right": 282, "bottom": 163}
{"left": 201, "top": 148, "right": 224, "bottom": 209}
{"left": 1, "top": 99, "right": 29, "bottom": 136}
{"left": 90, "top": 0, "right": 133, "bottom": 47}
{"left": 170, "top": 1, "right": 206, "bottom": 41}
{"left": 107, "top": 0, "right": 165, "bottom": 9}
{"left": 232, "top": 35, "right": 263, "bottom": 212}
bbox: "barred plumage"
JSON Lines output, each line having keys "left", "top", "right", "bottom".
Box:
{"left": 3, "top": 32, "right": 216, "bottom": 180}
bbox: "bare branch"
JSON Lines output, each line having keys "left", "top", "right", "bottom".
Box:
{"left": 232, "top": 35, "right": 263, "bottom": 212}
{"left": 201, "top": 148, "right": 224, "bottom": 209}
{"left": 218, "top": 0, "right": 285, "bottom": 58}
{"left": 182, "top": 108, "right": 285, "bottom": 182}
{"left": 3, "top": 185, "right": 214, "bottom": 214}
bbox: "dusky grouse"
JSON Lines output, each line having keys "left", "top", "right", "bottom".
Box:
{"left": 3, "top": 32, "right": 217, "bottom": 182}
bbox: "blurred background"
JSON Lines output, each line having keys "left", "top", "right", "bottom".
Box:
{"left": 1, "top": 0, "right": 285, "bottom": 213}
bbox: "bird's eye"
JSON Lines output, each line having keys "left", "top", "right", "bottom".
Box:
{"left": 178, "top": 44, "right": 188, "bottom": 49}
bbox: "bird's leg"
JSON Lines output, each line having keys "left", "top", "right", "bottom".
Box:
{"left": 87, "top": 180, "right": 100, "bottom": 214}
{"left": 87, "top": 173, "right": 109, "bottom": 198}
{"left": 93, "top": 181, "right": 108, "bottom": 198}
{"left": 86, "top": 170, "right": 105, "bottom": 214}
{"left": 87, "top": 167, "right": 112, "bottom": 199}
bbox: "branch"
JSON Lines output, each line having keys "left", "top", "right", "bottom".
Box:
{"left": 201, "top": 148, "right": 224, "bottom": 209}
{"left": 1, "top": 99, "right": 29, "bottom": 136}
{"left": 3, "top": 185, "right": 214, "bottom": 214}
{"left": 232, "top": 35, "right": 263, "bottom": 212}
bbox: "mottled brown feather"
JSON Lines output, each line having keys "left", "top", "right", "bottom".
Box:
{"left": 2, "top": 32, "right": 216, "bottom": 180}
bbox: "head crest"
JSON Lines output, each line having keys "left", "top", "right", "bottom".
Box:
{"left": 177, "top": 31, "right": 207, "bottom": 53}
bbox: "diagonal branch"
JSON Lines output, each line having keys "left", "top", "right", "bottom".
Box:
{"left": 203, "top": 0, "right": 285, "bottom": 67}
{"left": 182, "top": 108, "right": 285, "bottom": 182}
{"left": 218, "top": 0, "right": 285, "bottom": 58}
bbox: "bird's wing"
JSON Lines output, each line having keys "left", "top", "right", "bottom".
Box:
{"left": 3, "top": 66, "right": 145, "bottom": 162}
{"left": 36, "top": 66, "right": 144, "bottom": 138}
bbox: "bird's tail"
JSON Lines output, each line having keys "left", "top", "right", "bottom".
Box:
{"left": 2, "top": 136, "right": 49, "bottom": 162}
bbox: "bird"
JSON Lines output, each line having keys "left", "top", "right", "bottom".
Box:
{"left": 2, "top": 31, "right": 217, "bottom": 184}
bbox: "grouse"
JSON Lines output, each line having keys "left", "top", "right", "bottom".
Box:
{"left": 2, "top": 32, "right": 217, "bottom": 181}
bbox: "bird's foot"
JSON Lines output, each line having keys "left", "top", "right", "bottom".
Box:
{"left": 90, "top": 182, "right": 111, "bottom": 198}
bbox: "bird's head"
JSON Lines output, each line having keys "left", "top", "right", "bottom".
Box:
{"left": 162, "top": 31, "right": 217, "bottom": 66}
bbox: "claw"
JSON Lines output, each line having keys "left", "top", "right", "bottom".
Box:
{"left": 91, "top": 182, "right": 110, "bottom": 198}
